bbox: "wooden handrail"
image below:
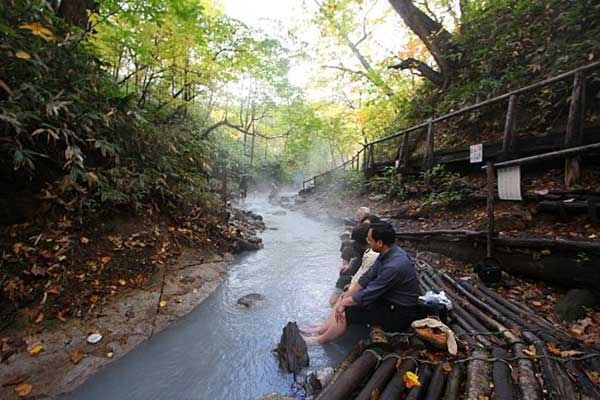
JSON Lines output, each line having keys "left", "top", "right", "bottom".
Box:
{"left": 484, "top": 142, "right": 600, "bottom": 169}
{"left": 304, "top": 61, "right": 600, "bottom": 188}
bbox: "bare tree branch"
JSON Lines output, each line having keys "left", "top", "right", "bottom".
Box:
{"left": 322, "top": 64, "right": 367, "bottom": 76}
{"left": 389, "top": 57, "right": 444, "bottom": 87}
{"left": 200, "top": 119, "right": 289, "bottom": 140}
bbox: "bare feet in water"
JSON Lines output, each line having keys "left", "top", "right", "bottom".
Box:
{"left": 299, "top": 326, "right": 325, "bottom": 335}
{"left": 301, "top": 334, "right": 321, "bottom": 345}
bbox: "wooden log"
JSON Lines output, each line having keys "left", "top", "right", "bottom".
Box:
{"left": 465, "top": 349, "right": 492, "bottom": 400}
{"left": 317, "top": 349, "right": 381, "bottom": 400}
{"left": 513, "top": 342, "right": 542, "bottom": 400}
{"left": 550, "top": 357, "right": 581, "bottom": 400}
{"left": 405, "top": 364, "right": 433, "bottom": 400}
{"left": 354, "top": 355, "right": 398, "bottom": 400}
{"left": 400, "top": 231, "right": 600, "bottom": 291}
{"left": 492, "top": 347, "right": 516, "bottom": 400}
{"left": 533, "top": 341, "right": 560, "bottom": 400}
{"left": 442, "top": 362, "right": 465, "bottom": 400}
{"left": 424, "top": 363, "right": 447, "bottom": 400}
{"left": 565, "top": 71, "right": 585, "bottom": 187}
{"left": 274, "top": 322, "right": 309, "bottom": 374}
{"left": 565, "top": 360, "right": 600, "bottom": 399}
{"left": 379, "top": 351, "right": 419, "bottom": 400}
{"left": 315, "top": 341, "right": 365, "bottom": 399}
{"left": 501, "top": 94, "right": 518, "bottom": 158}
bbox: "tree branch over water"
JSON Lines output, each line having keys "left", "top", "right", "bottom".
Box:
{"left": 200, "top": 119, "right": 289, "bottom": 140}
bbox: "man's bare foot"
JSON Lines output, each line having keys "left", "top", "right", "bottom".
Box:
{"left": 299, "top": 326, "right": 324, "bottom": 335}
{"left": 302, "top": 335, "right": 322, "bottom": 345}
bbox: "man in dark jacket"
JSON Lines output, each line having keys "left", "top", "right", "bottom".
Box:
{"left": 304, "top": 222, "right": 419, "bottom": 345}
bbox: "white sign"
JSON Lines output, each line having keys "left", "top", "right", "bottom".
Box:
{"left": 470, "top": 144, "right": 483, "bottom": 163}
{"left": 498, "top": 166, "right": 522, "bottom": 201}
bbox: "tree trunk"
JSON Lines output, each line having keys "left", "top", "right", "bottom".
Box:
{"left": 57, "top": 0, "right": 98, "bottom": 30}
{"left": 388, "top": 0, "right": 454, "bottom": 87}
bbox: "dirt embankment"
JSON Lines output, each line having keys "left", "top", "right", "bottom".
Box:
{"left": 0, "top": 208, "right": 265, "bottom": 399}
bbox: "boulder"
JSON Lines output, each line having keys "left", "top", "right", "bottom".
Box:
{"left": 554, "top": 289, "right": 597, "bottom": 321}
{"left": 235, "top": 238, "right": 263, "bottom": 252}
{"left": 271, "top": 210, "right": 287, "bottom": 216}
{"left": 237, "top": 293, "right": 266, "bottom": 308}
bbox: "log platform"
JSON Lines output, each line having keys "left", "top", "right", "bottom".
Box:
{"left": 310, "top": 259, "right": 600, "bottom": 400}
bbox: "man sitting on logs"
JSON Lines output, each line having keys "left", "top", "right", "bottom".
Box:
{"left": 303, "top": 222, "right": 419, "bottom": 345}
{"left": 331, "top": 215, "right": 381, "bottom": 306}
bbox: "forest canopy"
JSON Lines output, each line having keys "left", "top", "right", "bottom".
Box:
{"left": 1, "top": 0, "right": 598, "bottom": 220}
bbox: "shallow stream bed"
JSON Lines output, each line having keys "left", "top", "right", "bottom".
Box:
{"left": 63, "top": 195, "right": 363, "bottom": 400}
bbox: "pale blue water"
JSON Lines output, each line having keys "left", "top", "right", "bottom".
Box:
{"left": 63, "top": 195, "right": 365, "bottom": 400}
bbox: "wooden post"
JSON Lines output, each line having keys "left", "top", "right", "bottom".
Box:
{"left": 501, "top": 95, "right": 518, "bottom": 158}
{"left": 368, "top": 144, "right": 374, "bottom": 170}
{"left": 486, "top": 161, "right": 495, "bottom": 258}
{"left": 565, "top": 72, "right": 585, "bottom": 187}
{"left": 403, "top": 132, "right": 410, "bottom": 170}
{"left": 424, "top": 119, "right": 434, "bottom": 170}
{"left": 363, "top": 146, "right": 368, "bottom": 172}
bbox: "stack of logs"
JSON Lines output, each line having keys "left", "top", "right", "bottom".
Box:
{"left": 314, "top": 259, "right": 600, "bottom": 400}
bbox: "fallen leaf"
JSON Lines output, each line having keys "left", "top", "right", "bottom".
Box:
{"left": 80, "top": 237, "right": 90, "bottom": 244}
{"left": 523, "top": 345, "right": 536, "bottom": 357}
{"left": 46, "top": 285, "right": 61, "bottom": 295}
{"left": 12, "top": 242, "right": 25, "bottom": 255}
{"left": 15, "top": 51, "right": 31, "bottom": 59}
{"left": 99, "top": 256, "right": 112, "bottom": 265}
{"left": 586, "top": 370, "right": 600, "bottom": 386}
{"left": 118, "top": 279, "right": 126, "bottom": 286}
{"left": 159, "top": 300, "right": 168, "bottom": 308}
{"left": 70, "top": 349, "right": 84, "bottom": 364}
{"left": 546, "top": 342, "right": 561, "bottom": 356}
{"left": 15, "top": 383, "right": 32, "bottom": 397}
{"left": 403, "top": 371, "right": 421, "bottom": 388}
{"left": 34, "top": 313, "right": 44, "bottom": 324}
{"left": 28, "top": 344, "right": 43, "bottom": 356}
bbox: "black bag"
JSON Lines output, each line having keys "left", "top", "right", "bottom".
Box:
{"left": 474, "top": 257, "right": 502, "bottom": 285}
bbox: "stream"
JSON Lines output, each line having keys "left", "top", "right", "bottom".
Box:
{"left": 63, "top": 195, "right": 365, "bottom": 400}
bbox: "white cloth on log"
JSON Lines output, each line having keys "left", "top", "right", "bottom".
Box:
{"left": 418, "top": 290, "right": 453, "bottom": 310}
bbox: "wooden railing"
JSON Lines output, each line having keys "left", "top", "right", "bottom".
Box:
{"left": 302, "top": 60, "right": 600, "bottom": 190}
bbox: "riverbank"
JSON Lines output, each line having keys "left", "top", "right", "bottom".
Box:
{"left": 0, "top": 207, "right": 265, "bottom": 399}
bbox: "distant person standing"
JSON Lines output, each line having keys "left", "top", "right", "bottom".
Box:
{"left": 239, "top": 174, "right": 250, "bottom": 200}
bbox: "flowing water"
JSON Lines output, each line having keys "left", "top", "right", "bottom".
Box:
{"left": 64, "top": 195, "right": 366, "bottom": 400}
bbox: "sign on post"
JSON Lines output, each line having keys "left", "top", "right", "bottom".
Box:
{"left": 470, "top": 143, "right": 483, "bottom": 163}
{"left": 498, "top": 166, "right": 522, "bottom": 200}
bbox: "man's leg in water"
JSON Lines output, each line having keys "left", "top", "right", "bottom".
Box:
{"left": 303, "top": 315, "right": 347, "bottom": 345}
{"left": 300, "top": 294, "right": 347, "bottom": 335}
